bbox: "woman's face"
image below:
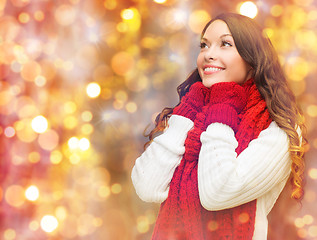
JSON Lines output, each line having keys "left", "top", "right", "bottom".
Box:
{"left": 197, "top": 20, "right": 252, "bottom": 88}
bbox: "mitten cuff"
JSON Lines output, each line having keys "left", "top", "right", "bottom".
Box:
{"left": 173, "top": 103, "right": 197, "bottom": 122}
{"left": 204, "top": 104, "right": 239, "bottom": 132}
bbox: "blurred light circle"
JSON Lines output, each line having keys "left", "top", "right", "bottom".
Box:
{"left": 137, "top": 216, "right": 149, "bottom": 233}
{"left": 38, "top": 129, "right": 59, "bottom": 151}
{"left": 98, "top": 185, "right": 111, "bottom": 199}
{"left": 308, "top": 168, "right": 317, "bottom": 179}
{"left": 18, "top": 103, "right": 38, "bottom": 119}
{"left": 161, "top": 8, "right": 187, "bottom": 31}
{"left": 121, "top": 9, "right": 134, "bottom": 20}
{"left": 54, "top": 4, "right": 76, "bottom": 26}
{"left": 21, "top": 60, "right": 41, "bottom": 82}
{"left": 307, "top": 105, "right": 317, "bottom": 117}
{"left": 55, "top": 206, "right": 68, "bottom": 221}
{"left": 0, "top": 42, "right": 16, "bottom": 64}
{"left": 0, "top": 16, "right": 21, "bottom": 42}
{"left": 78, "top": 138, "right": 90, "bottom": 151}
{"left": 104, "top": 0, "right": 117, "bottom": 10}
{"left": 188, "top": 10, "right": 211, "bottom": 34}
{"left": 18, "top": 12, "right": 30, "bottom": 23}
{"left": 15, "top": 119, "right": 38, "bottom": 143}
{"left": 5, "top": 185, "right": 25, "bottom": 207}
{"left": 63, "top": 116, "right": 78, "bottom": 129}
{"left": 34, "top": 75, "right": 47, "bottom": 87}
{"left": 81, "top": 123, "right": 94, "bottom": 135}
{"left": 239, "top": 1, "right": 258, "bottom": 19}
{"left": 25, "top": 185, "right": 40, "bottom": 201}
{"left": 271, "top": 5, "right": 283, "bottom": 17}
{"left": 29, "top": 221, "right": 40, "bottom": 231}
{"left": 68, "top": 137, "right": 79, "bottom": 149}
{"left": 22, "top": 38, "right": 43, "bottom": 60}
{"left": 34, "top": 10, "right": 45, "bottom": 22}
{"left": 81, "top": 111, "right": 93, "bottom": 122}
{"left": 40, "top": 215, "right": 59, "bottom": 233}
{"left": 31, "top": 115, "right": 48, "bottom": 133}
{"left": 4, "top": 229, "right": 16, "bottom": 240}
{"left": 154, "top": 0, "right": 166, "bottom": 3}
{"left": 64, "top": 101, "right": 77, "bottom": 114}
{"left": 285, "top": 57, "right": 309, "bottom": 82}
{"left": 28, "top": 151, "right": 41, "bottom": 163}
{"left": 111, "top": 183, "right": 122, "bottom": 194}
{"left": 111, "top": 51, "right": 134, "bottom": 76}
{"left": 4, "top": 126, "right": 15, "bottom": 138}
{"left": 69, "top": 154, "right": 81, "bottom": 164}
{"left": 126, "top": 102, "right": 137, "bottom": 113}
{"left": 86, "top": 82, "right": 101, "bottom": 98}
{"left": 50, "top": 150, "right": 63, "bottom": 164}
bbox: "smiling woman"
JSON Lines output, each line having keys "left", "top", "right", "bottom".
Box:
{"left": 197, "top": 20, "right": 253, "bottom": 87}
{"left": 131, "top": 13, "right": 306, "bottom": 240}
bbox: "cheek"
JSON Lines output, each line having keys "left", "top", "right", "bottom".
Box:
{"left": 196, "top": 53, "right": 203, "bottom": 66}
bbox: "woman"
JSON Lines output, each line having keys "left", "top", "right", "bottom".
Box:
{"left": 131, "top": 13, "right": 306, "bottom": 239}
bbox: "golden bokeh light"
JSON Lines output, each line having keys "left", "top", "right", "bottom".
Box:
{"left": 54, "top": 4, "right": 76, "bottom": 26}
{"left": 28, "top": 151, "right": 41, "bottom": 163}
{"left": 25, "top": 185, "right": 40, "bottom": 201}
{"left": 239, "top": 1, "right": 258, "bottom": 19}
{"left": 86, "top": 82, "right": 101, "bottom": 98}
{"left": 188, "top": 10, "right": 211, "bottom": 34}
{"left": 78, "top": 137, "right": 90, "bottom": 151}
{"left": 111, "top": 51, "right": 135, "bottom": 76}
{"left": 50, "top": 150, "right": 63, "bottom": 164}
{"left": 31, "top": 115, "right": 48, "bottom": 133}
{"left": 5, "top": 185, "right": 25, "bottom": 207}
{"left": 4, "top": 229, "right": 16, "bottom": 240}
{"left": 121, "top": 9, "right": 134, "bottom": 20}
{"left": 271, "top": 5, "right": 283, "bottom": 17}
{"left": 40, "top": 215, "right": 59, "bottom": 233}
{"left": 154, "top": 0, "right": 167, "bottom": 3}
{"left": 18, "top": 12, "right": 30, "bottom": 23}
{"left": 38, "top": 129, "right": 59, "bottom": 151}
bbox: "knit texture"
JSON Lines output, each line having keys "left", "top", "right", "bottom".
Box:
{"left": 152, "top": 79, "right": 272, "bottom": 240}
{"left": 173, "top": 81, "right": 209, "bottom": 122}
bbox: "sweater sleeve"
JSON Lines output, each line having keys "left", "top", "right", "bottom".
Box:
{"left": 131, "top": 115, "right": 194, "bottom": 203}
{"left": 198, "top": 121, "right": 291, "bottom": 211}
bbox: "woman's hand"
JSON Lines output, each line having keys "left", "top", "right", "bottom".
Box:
{"left": 173, "top": 81, "right": 209, "bottom": 121}
{"left": 203, "top": 81, "right": 248, "bottom": 132}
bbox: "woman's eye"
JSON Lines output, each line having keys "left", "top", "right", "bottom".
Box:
{"left": 222, "top": 41, "right": 232, "bottom": 47}
{"left": 199, "top": 42, "right": 208, "bottom": 49}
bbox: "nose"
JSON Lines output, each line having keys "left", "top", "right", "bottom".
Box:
{"left": 204, "top": 45, "right": 218, "bottom": 61}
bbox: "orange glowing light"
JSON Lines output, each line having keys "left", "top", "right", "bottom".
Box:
{"left": 34, "top": 11, "right": 45, "bottom": 21}
{"left": 18, "top": 12, "right": 30, "bottom": 23}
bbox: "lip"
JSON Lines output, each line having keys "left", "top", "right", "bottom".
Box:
{"left": 202, "top": 65, "right": 225, "bottom": 75}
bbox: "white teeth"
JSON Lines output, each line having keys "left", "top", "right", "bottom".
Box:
{"left": 204, "top": 67, "right": 224, "bottom": 72}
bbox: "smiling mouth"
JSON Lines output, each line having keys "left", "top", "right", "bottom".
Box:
{"left": 203, "top": 67, "right": 225, "bottom": 74}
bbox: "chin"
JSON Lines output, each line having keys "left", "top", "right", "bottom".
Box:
{"left": 202, "top": 79, "right": 224, "bottom": 88}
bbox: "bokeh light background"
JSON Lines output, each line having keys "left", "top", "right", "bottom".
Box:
{"left": 0, "top": 0, "right": 317, "bottom": 239}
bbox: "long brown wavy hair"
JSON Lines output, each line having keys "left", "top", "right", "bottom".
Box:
{"left": 145, "top": 13, "right": 306, "bottom": 200}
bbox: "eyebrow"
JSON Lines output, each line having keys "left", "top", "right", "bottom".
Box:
{"left": 201, "top": 33, "right": 233, "bottom": 41}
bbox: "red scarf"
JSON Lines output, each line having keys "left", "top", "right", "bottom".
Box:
{"left": 152, "top": 79, "right": 272, "bottom": 239}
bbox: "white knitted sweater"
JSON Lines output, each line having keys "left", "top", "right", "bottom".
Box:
{"left": 131, "top": 115, "right": 291, "bottom": 240}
